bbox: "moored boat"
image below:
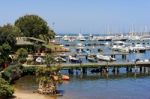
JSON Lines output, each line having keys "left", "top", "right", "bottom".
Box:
{"left": 62, "top": 75, "right": 70, "bottom": 80}
{"left": 96, "top": 54, "right": 116, "bottom": 62}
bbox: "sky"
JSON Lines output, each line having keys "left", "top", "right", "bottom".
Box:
{"left": 0, "top": 0, "right": 150, "bottom": 34}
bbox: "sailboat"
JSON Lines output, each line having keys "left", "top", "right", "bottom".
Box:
{"left": 77, "top": 33, "right": 86, "bottom": 41}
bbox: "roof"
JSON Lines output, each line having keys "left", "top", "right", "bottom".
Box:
{"left": 16, "top": 40, "right": 34, "bottom": 45}
{"left": 16, "top": 37, "right": 46, "bottom": 45}
{"left": 28, "top": 37, "right": 46, "bottom": 43}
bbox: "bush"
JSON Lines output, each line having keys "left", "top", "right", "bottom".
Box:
{"left": 16, "top": 48, "right": 28, "bottom": 59}
{"left": 22, "top": 66, "right": 37, "bottom": 75}
{"left": 1, "top": 64, "right": 23, "bottom": 83}
{"left": 18, "top": 57, "right": 27, "bottom": 64}
{"left": 2, "top": 64, "right": 38, "bottom": 83}
{"left": 0, "top": 78, "right": 14, "bottom": 98}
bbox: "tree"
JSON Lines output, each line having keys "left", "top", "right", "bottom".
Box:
{"left": 16, "top": 48, "right": 28, "bottom": 63}
{"left": 39, "top": 29, "right": 55, "bottom": 43}
{"left": 15, "top": 15, "right": 55, "bottom": 40}
{"left": 0, "top": 24, "right": 19, "bottom": 47}
{"left": 36, "top": 54, "right": 62, "bottom": 95}
{"left": 0, "top": 24, "right": 19, "bottom": 65}
{"left": 0, "top": 43, "right": 11, "bottom": 64}
{"left": 45, "top": 54, "right": 56, "bottom": 66}
{"left": 16, "top": 48, "right": 28, "bottom": 59}
{"left": 36, "top": 66, "right": 62, "bottom": 94}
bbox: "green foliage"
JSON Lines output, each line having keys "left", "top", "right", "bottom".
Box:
{"left": 22, "top": 66, "right": 37, "bottom": 75}
{"left": 0, "top": 24, "right": 21, "bottom": 37}
{"left": 15, "top": 15, "right": 55, "bottom": 39}
{"left": 1, "top": 64, "right": 23, "bottom": 82}
{"left": 0, "top": 24, "right": 19, "bottom": 46}
{"left": 2, "top": 43, "right": 11, "bottom": 51}
{"left": 16, "top": 48, "right": 28, "bottom": 63}
{"left": 45, "top": 54, "right": 56, "bottom": 66}
{"left": 36, "top": 54, "right": 62, "bottom": 94}
{"left": 36, "top": 66, "right": 62, "bottom": 85}
{"left": 0, "top": 78, "right": 14, "bottom": 97}
{"left": 16, "top": 48, "right": 28, "bottom": 59}
{"left": 18, "top": 57, "right": 27, "bottom": 64}
{"left": 0, "top": 43, "right": 11, "bottom": 64}
{"left": 0, "top": 59, "right": 4, "bottom": 65}
{"left": 0, "top": 24, "right": 19, "bottom": 64}
{"left": 48, "top": 29, "right": 55, "bottom": 39}
{"left": 39, "top": 29, "right": 56, "bottom": 43}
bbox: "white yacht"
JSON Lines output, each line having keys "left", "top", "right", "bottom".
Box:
{"left": 55, "top": 57, "right": 67, "bottom": 62}
{"left": 129, "top": 44, "right": 146, "bottom": 53}
{"left": 96, "top": 54, "right": 116, "bottom": 62}
{"left": 63, "top": 35, "right": 70, "bottom": 41}
{"left": 104, "top": 42, "right": 110, "bottom": 46}
{"left": 111, "top": 41, "right": 129, "bottom": 52}
{"left": 112, "top": 34, "right": 127, "bottom": 41}
{"left": 68, "top": 55, "right": 80, "bottom": 63}
{"left": 89, "top": 34, "right": 97, "bottom": 41}
{"left": 77, "top": 33, "right": 86, "bottom": 41}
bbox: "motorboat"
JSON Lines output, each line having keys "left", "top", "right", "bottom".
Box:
{"left": 62, "top": 75, "right": 70, "bottom": 80}
{"left": 129, "top": 44, "right": 146, "bottom": 53}
{"left": 87, "top": 55, "right": 97, "bottom": 62}
{"left": 105, "top": 36, "right": 113, "bottom": 41}
{"left": 77, "top": 33, "right": 86, "bottom": 41}
{"left": 63, "top": 35, "right": 70, "bottom": 41}
{"left": 59, "top": 53, "right": 68, "bottom": 58}
{"left": 89, "top": 34, "right": 97, "bottom": 41}
{"left": 145, "top": 45, "right": 150, "bottom": 50}
{"left": 76, "top": 46, "right": 84, "bottom": 53}
{"left": 112, "top": 34, "right": 128, "bottom": 41}
{"left": 104, "top": 42, "right": 110, "bottom": 46}
{"left": 68, "top": 55, "right": 80, "bottom": 63}
{"left": 76, "top": 43, "right": 84, "bottom": 47}
{"left": 111, "top": 41, "right": 129, "bottom": 52}
{"left": 55, "top": 57, "right": 67, "bottom": 62}
{"left": 96, "top": 54, "right": 116, "bottom": 62}
{"left": 88, "top": 57, "right": 97, "bottom": 62}
{"left": 112, "top": 45, "right": 129, "bottom": 53}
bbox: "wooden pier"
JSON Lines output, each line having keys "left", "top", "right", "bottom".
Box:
{"left": 23, "top": 61, "right": 150, "bottom": 74}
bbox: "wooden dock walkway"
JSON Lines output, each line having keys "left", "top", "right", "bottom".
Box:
{"left": 61, "top": 62, "right": 150, "bottom": 69}
{"left": 23, "top": 61, "right": 150, "bottom": 74}
{"left": 23, "top": 61, "right": 150, "bottom": 69}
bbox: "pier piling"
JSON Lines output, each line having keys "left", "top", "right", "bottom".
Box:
{"left": 126, "top": 67, "right": 129, "bottom": 72}
{"left": 117, "top": 67, "right": 119, "bottom": 73}
{"left": 129, "top": 67, "right": 132, "bottom": 72}
{"left": 140, "top": 67, "right": 142, "bottom": 72}
{"left": 82, "top": 68, "right": 87, "bottom": 74}
{"left": 122, "top": 55, "right": 126, "bottom": 60}
{"left": 112, "top": 67, "right": 115, "bottom": 73}
{"left": 68, "top": 69, "right": 74, "bottom": 75}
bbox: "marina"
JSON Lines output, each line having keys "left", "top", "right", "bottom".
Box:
{"left": 54, "top": 33, "right": 150, "bottom": 63}
{"left": 1, "top": 1, "right": 150, "bottom": 99}
{"left": 45, "top": 33, "right": 150, "bottom": 76}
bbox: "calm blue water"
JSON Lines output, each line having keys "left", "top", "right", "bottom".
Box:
{"left": 58, "top": 74, "right": 150, "bottom": 99}
{"left": 15, "top": 73, "right": 150, "bottom": 99}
